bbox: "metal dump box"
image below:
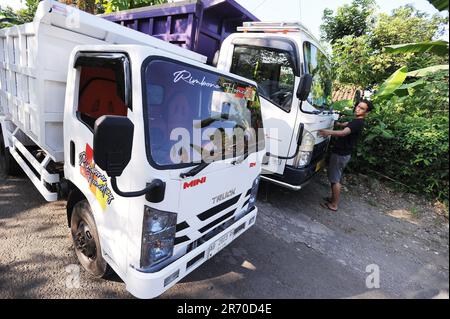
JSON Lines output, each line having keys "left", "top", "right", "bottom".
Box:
{"left": 101, "top": 0, "right": 258, "bottom": 64}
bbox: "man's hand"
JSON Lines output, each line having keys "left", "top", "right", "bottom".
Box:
{"left": 319, "top": 127, "right": 352, "bottom": 138}
{"left": 318, "top": 129, "right": 331, "bottom": 137}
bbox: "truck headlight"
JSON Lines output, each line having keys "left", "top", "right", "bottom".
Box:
{"left": 248, "top": 176, "right": 260, "bottom": 210}
{"left": 293, "top": 130, "right": 315, "bottom": 168}
{"left": 140, "top": 206, "right": 177, "bottom": 269}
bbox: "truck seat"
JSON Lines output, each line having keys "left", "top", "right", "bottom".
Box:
{"left": 78, "top": 79, "right": 127, "bottom": 125}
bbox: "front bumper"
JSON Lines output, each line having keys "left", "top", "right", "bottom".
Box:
{"left": 262, "top": 156, "right": 326, "bottom": 191}
{"left": 262, "top": 138, "right": 329, "bottom": 190}
{"left": 124, "top": 207, "right": 258, "bottom": 299}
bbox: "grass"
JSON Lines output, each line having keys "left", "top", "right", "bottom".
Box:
{"left": 367, "top": 199, "right": 378, "bottom": 207}
{"left": 409, "top": 206, "right": 421, "bottom": 219}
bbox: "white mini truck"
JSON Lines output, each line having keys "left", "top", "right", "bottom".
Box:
{"left": 0, "top": 1, "right": 315, "bottom": 298}
{"left": 217, "top": 22, "right": 337, "bottom": 190}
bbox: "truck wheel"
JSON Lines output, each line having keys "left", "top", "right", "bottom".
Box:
{"left": 70, "top": 200, "right": 113, "bottom": 278}
{"left": 0, "top": 131, "right": 21, "bottom": 176}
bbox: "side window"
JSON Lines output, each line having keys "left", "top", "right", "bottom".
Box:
{"left": 303, "top": 42, "right": 333, "bottom": 109}
{"left": 77, "top": 62, "right": 128, "bottom": 130}
{"left": 230, "top": 45, "right": 295, "bottom": 112}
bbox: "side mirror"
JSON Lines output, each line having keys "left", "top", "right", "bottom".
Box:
{"left": 296, "top": 74, "right": 313, "bottom": 101}
{"left": 93, "top": 115, "right": 134, "bottom": 177}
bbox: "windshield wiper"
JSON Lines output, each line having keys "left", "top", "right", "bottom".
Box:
{"left": 196, "top": 114, "right": 247, "bottom": 130}
{"left": 180, "top": 139, "right": 253, "bottom": 177}
{"left": 196, "top": 114, "right": 230, "bottom": 128}
{"left": 231, "top": 150, "right": 250, "bottom": 165}
{"left": 180, "top": 161, "right": 211, "bottom": 179}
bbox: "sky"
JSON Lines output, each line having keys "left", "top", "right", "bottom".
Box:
{"left": 2, "top": 0, "right": 448, "bottom": 40}
{"left": 234, "top": 0, "right": 448, "bottom": 41}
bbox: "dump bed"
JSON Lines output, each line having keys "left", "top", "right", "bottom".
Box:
{"left": 101, "top": 0, "right": 258, "bottom": 65}
{"left": 0, "top": 0, "right": 206, "bottom": 162}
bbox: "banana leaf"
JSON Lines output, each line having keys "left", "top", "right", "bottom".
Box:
{"left": 426, "top": 0, "right": 449, "bottom": 11}
{"left": 376, "top": 66, "right": 408, "bottom": 96}
{"left": 385, "top": 41, "right": 449, "bottom": 57}
{"left": 407, "top": 65, "right": 449, "bottom": 77}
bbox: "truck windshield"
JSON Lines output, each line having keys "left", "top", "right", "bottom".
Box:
{"left": 143, "top": 58, "right": 264, "bottom": 169}
{"left": 230, "top": 45, "right": 296, "bottom": 112}
{"left": 303, "top": 42, "right": 333, "bottom": 110}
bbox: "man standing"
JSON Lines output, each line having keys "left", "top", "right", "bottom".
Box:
{"left": 318, "top": 99, "right": 372, "bottom": 212}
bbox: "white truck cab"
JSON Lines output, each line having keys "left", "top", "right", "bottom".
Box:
{"left": 0, "top": 1, "right": 270, "bottom": 298}
{"left": 218, "top": 22, "right": 336, "bottom": 190}
{"left": 64, "top": 44, "right": 265, "bottom": 298}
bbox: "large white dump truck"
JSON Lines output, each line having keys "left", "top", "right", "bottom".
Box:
{"left": 218, "top": 22, "right": 337, "bottom": 190}
{"left": 0, "top": 1, "right": 312, "bottom": 298}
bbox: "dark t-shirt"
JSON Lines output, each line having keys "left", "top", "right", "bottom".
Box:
{"left": 332, "top": 118, "right": 365, "bottom": 156}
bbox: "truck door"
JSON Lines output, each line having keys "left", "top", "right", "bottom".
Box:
{"left": 64, "top": 52, "right": 132, "bottom": 271}
{"left": 221, "top": 38, "right": 300, "bottom": 175}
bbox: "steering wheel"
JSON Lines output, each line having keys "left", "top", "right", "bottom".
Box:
{"left": 270, "top": 90, "right": 293, "bottom": 109}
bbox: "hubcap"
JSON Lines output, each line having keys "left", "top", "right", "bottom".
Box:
{"left": 74, "top": 221, "right": 97, "bottom": 260}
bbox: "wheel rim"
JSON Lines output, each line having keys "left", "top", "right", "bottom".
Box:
{"left": 74, "top": 221, "right": 97, "bottom": 260}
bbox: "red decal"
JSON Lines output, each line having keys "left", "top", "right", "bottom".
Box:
{"left": 234, "top": 87, "right": 246, "bottom": 98}
{"left": 250, "top": 162, "right": 256, "bottom": 168}
{"left": 183, "top": 177, "right": 207, "bottom": 189}
{"left": 79, "top": 144, "right": 115, "bottom": 209}
{"left": 85, "top": 144, "right": 93, "bottom": 162}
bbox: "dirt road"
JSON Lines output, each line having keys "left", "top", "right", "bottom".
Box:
{"left": 0, "top": 172, "right": 448, "bottom": 299}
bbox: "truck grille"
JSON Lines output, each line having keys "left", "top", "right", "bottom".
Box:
{"left": 197, "top": 195, "right": 241, "bottom": 221}
{"left": 174, "top": 188, "right": 252, "bottom": 247}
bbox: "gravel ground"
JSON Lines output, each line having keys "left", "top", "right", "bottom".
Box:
{"left": 0, "top": 171, "right": 448, "bottom": 299}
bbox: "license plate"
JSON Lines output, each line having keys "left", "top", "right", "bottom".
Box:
{"left": 315, "top": 159, "right": 326, "bottom": 172}
{"left": 206, "top": 230, "right": 234, "bottom": 259}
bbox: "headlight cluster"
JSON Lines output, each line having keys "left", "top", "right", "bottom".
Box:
{"left": 248, "top": 176, "right": 260, "bottom": 210}
{"left": 293, "top": 130, "right": 315, "bottom": 168}
{"left": 140, "top": 206, "right": 177, "bottom": 270}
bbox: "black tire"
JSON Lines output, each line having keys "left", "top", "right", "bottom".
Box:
{"left": 0, "top": 127, "right": 22, "bottom": 176}
{"left": 70, "top": 200, "right": 113, "bottom": 278}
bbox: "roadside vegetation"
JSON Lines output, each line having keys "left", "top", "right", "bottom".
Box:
{"left": 0, "top": 0, "right": 169, "bottom": 23}
{"left": 321, "top": 0, "right": 449, "bottom": 208}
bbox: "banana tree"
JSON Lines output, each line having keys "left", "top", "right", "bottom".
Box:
{"left": 376, "top": 40, "right": 449, "bottom": 97}
{"left": 385, "top": 40, "right": 449, "bottom": 56}
{"left": 426, "top": 0, "right": 449, "bottom": 11}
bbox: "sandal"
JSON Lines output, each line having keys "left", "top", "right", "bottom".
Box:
{"left": 320, "top": 202, "right": 338, "bottom": 212}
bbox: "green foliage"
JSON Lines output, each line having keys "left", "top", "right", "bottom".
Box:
{"left": 427, "top": 0, "right": 449, "bottom": 11}
{"left": 321, "top": 0, "right": 376, "bottom": 44}
{"left": 332, "top": 35, "right": 375, "bottom": 87}
{"left": 76, "top": 0, "right": 96, "bottom": 14}
{"left": 0, "top": 0, "right": 39, "bottom": 28}
{"left": 330, "top": 5, "right": 448, "bottom": 87}
{"left": 370, "top": 6, "right": 446, "bottom": 49}
{"left": 376, "top": 66, "right": 408, "bottom": 96}
{"left": 326, "top": 2, "right": 450, "bottom": 204}
{"left": 97, "top": 0, "right": 168, "bottom": 13}
{"left": 385, "top": 40, "right": 449, "bottom": 57}
{"left": 410, "top": 206, "right": 421, "bottom": 218}
{"left": 331, "top": 99, "right": 353, "bottom": 112}
{"left": 407, "top": 64, "right": 449, "bottom": 77}
{"left": 353, "top": 71, "right": 449, "bottom": 203}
